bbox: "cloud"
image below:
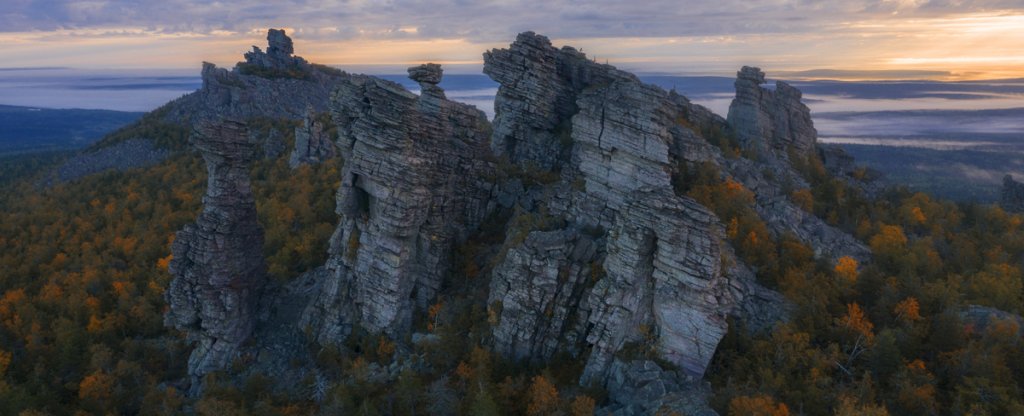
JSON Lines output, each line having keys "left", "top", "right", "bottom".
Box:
{"left": 3, "top": 0, "right": 1021, "bottom": 38}
{"left": 1, "top": 1, "right": 1022, "bottom": 78}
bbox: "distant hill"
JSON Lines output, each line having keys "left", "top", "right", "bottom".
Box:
{"left": 0, "top": 105, "right": 143, "bottom": 155}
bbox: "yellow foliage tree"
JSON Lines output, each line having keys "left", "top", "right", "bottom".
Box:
{"left": 79, "top": 371, "right": 114, "bottom": 402}
{"left": 791, "top": 188, "right": 814, "bottom": 212}
{"left": 834, "top": 256, "right": 859, "bottom": 283}
{"left": 0, "top": 349, "right": 11, "bottom": 376}
{"left": 728, "top": 394, "right": 790, "bottom": 416}
{"left": 838, "top": 303, "right": 875, "bottom": 342}
{"left": 893, "top": 297, "right": 922, "bottom": 322}
{"left": 527, "top": 375, "right": 560, "bottom": 416}
{"left": 834, "top": 396, "right": 890, "bottom": 416}
{"left": 570, "top": 395, "right": 596, "bottom": 416}
{"left": 869, "top": 225, "right": 908, "bottom": 255}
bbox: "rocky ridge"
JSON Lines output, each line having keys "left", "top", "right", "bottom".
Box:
{"left": 163, "top": 119, "right": 267, "bottom": 387}
{"left": 163, "top": 30, "right": 349, "bottom": 124}
{"left": 480, "top": 33, "right": 789, "bottom": 398}
{"left": 41, "top": 138, "right": 170, "bottom": 186}
{"left": 161, "top": 29, "right": 879, "bottom": 414}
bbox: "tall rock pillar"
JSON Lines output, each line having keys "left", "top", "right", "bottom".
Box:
{"left": 164, "top": 119, "right": 267, "bottom": 385}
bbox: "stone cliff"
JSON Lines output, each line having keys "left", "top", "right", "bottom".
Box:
{"left": 727, "top": 66, "right": 817, "bottom": 158}
{"left": 482, "top": 33, "right": 786, "bottom": 398}
{"left": 164, "top": 119, "right": 267, "bottom": 387}
{"left": 484, "top": 32, "right": 630, "bottom": 171}
{"left": 300, "top": 64, "right": 495, "bottom": 342}
{"left": 164, "top": 29, "right": 349, "bottom": 124}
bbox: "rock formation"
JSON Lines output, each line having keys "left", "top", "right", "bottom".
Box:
{"left": 301, "top": 68, "right": 495, "bottom": 342}
{"left": 164, "top": 119, "right": 267, "bottom": 385}
{"left": 727, "top": 66, "right": 817, "bottom": 158}
{"left": 408, "top": 63, "right": 446, "bottom": 99}
{"left": 243, "top": 28, "right": 309, "bottom": 71}
{"left": 289, "top": 106, "right": 338, "bottom": 168}
{"left": 1001, "top": 174, "right": 1024, "bottom": 212}
{"left": 723, "top": 67, "right": 871, "bottom": 262}
{"left": 164, "top": 29, "right": 349, "bottom": 123}
{"left": 483, "top": 33, "right": 786, "bottom": 389}
{"left": 579, "top": 191, "right": 741, "bottom": 381}
{"left": 488, "top": 229, "right": 601, "bottom": 362}
{"left": 484, "top": 32, "right": 631, "bottom": 170}
{"left": 960, "top": 304, "right": 1024, "bottom": 336}
{"left": 155, "top": 30, "right": 882, "bottom": 414}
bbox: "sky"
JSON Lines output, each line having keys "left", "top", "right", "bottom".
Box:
{"left": 1, "top": 1, "right": 1023, "bottom": 79}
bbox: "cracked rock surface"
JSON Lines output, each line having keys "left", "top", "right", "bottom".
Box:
{"left": 301, "top": 68, "right": 496, "bottom": 342}
{"left": 164, "top": 119, "right": 267, "bottom": 383}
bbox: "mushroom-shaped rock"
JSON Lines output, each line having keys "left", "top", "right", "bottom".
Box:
{"left": 408, "top": 63, "right": 446, "bottom": 99}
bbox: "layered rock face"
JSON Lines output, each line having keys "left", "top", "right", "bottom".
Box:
{"left": 289, "top": 106, "right": 338, "bottom": 168}
{"left": 244, "top": 28, "right": 308, "bottom": 70}
{"left": 164, "top": 29, "right": 348, "bottom": 123}
{"left": 488, "top": 229, "right": 601, "bottom": 362}
{"left": 1001, "top": 175, "right": 1024, "bottom": 212}
{"left": 164, "top": 119, "right": 267, "bottom": 381}
{"left": 727, "top": 66, "right": 817, "bottom": 158}
{"left": 484, "top": 33, "right": 783, "bottom": 389}
{"left": 569, "top": 78, "right": 719, "bottom": 226}
{"left": 723, "top": 67, "right": 871, "bottom": 262}
{"left": 408, "top": 63, "right": 446, "bottom": 99}
{"left": 301, "top": 67, "right": 495, "bottom": 341}
{"left": 580, "top": 192, "right": 740, "bottom": 381}
{"left": 484, "top": 32, "right": 631, "bottom": 170}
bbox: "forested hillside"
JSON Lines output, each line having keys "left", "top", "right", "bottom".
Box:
{"left": 1, "top": 121, "right": 1021, "bottom": 414}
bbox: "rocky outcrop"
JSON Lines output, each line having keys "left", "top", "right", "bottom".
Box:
{"left": 243, "top": 28, "right": 308, "bottom": 71}
{"left": 301, "top": 68, "right": 495, "bottom": 342}
{"left": 723, "top": 155, "right": 871, "bottom": 261}
{"left": 601, "top": 359, "right": 717, "bottom": 416}
{"left": 722, "top": 67, "right": 871, "bottom": 262}
{"left": 580, "top": 192, "right": 741, "bottom": 381}
{"left": 41, "top": 138, "right": 170, "bottom": 186}
{"left": 568, "top": 77, "right": 719, "bottom": 227}
{"left": 408, "top": 63, "right": 446, "bottom": 99}
{"left": 960, "top": 305, "right": 1024, "bottom": 336}
{"left": 154, "top": 30, "right": 881, "bottom": 414}
{"left": 488, "top": 228, "right": 601, "bottom": 362}
{"left": 727, "top": 66, "right": 817, "bottom": 158}
{"left": 484, "top": 33, "right": 786, "bottom": 391}
{"left": 289, "top": 106, "right": 338, "bottom": 168}
{"left": 484, "top": 32, "right": 632, "bottom": 170}
{"left": 1001, "top": 175, "right": 1024, "bottom": 212}
{"left": 164, "top": 119, "right": 267, "bottom": 385}
{"left": 163, "top": 29, "right": 349, "bottom": 123}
